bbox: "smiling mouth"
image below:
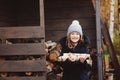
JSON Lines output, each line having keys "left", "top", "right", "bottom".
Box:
{"left": 72, "top": 38, "right": 79, "bottom": 39}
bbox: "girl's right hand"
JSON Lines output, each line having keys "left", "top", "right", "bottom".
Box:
{"left": 67, "top": 53, "right": 76, "bottom": 62}
{"left": 68, "top": 56, "right": 75, "bottom": 62}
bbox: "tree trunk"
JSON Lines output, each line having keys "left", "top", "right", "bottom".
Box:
{"left": 109, "top": 0, "right": 115, "bottom": 42}
{"left": 119, "top": 0, "right": 120, "bottom": 54}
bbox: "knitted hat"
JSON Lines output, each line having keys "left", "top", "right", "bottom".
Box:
{"left": 67, "top": 20, "right": 83, "bottom": 36}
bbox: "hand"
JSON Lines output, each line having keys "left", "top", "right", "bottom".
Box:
{"left": 68, "top": 56, "right": 75, "bottom": 62}
{"left": 67, "top": 53, "right": 75, "bottom": 62}
{"left": 79, "top": 57, "right": 86, "bottom": 63}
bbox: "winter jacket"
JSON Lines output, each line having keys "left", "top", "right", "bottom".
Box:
{"left": 58, "top": 35, "right": 91, "bottom": 80}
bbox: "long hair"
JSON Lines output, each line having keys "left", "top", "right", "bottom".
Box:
{"left": 66, "top": 35, "right": 84, "bottom": 49}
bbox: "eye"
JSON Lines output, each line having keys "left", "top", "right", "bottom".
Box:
{"left": 76, "top": 32, "right": 80, "bottom": 35}
{"left": 71, "top": 33, "right": 74, "bottom": 35}
{"left": 70, "top": 32, "right": 80, "bottom": 36}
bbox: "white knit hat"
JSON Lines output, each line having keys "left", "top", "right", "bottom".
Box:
{"left": 67, "top": 20, "right": 83, "bottom": 36}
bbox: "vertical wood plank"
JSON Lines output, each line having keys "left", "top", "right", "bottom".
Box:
{"left": 96, "top": 0, "right": 103, "bottom": 80}
{"left": 39, "top": 0, "right": 45, "bottom": 38}
{"left": 39, "top": 1, "right": 46, "bottom": 80}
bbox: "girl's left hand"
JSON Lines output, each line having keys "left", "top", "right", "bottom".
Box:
{"left": 79, "top": 57, "right": 86, "bottom": 63}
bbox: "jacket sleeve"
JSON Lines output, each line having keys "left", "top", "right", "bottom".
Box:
{"left": 83, "top": 35, "right": 91, "bottom": 47}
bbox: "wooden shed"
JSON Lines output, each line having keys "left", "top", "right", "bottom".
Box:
{"left": 0, "top": 0, "right": 46, "bottom": 80}
{"left": 0, "top": 0, "right": 107, "bottom": 80}
{"left": 45, "top": 0, "right": 96, "bottom": 48}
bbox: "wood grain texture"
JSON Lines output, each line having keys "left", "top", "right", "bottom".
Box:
{"left": 0, "top": 76, "right": 46, "bottom": 80}
{"left": 0, "top": 26, "right": 44, "bottom": 38}
{"left": 0, "top": 43, "right": 45, "bottom": 56}
{"left": 0, "top": 60, "right": 46, "bottom": 72}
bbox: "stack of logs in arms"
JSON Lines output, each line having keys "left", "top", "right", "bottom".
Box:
{"left": 0, "top": 39, "right": 97, "bottom": 80}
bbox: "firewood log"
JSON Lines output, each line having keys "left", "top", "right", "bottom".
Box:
{"left": 46, "top": 61, "right": 54, "bottom": 73}
{"left": 45, "top": 41, "right": 57, "bottom": 51}
{"left": 58, "top": 53, "right": 90, "bottom": 61}
{"left": 25, "top": 71, "right": 33, "bottom": 76}
{"left": 0, "top": 72, "right": 8, "bottom": 77}
{"left": 49, "top": 50, "right": 60, "bottom": 62}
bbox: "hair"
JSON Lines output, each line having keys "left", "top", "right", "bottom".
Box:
{"left": 66, "top": 35, "right": 84, "bottom": 49}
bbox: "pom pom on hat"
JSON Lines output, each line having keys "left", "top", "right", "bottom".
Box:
{"left": 67, "top": 20, "right": 83, "bottom": 36}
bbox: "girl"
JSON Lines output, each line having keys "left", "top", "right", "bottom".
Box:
{"left": 58, "top": 20, "right": 91, "bottom": 80}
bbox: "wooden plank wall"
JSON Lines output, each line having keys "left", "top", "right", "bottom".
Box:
{"left": 15, "top": 0, "right": 40, "bottom": 26}
{"left": 0, "top": 0, "right": 16, "bottom": 26}
{"left": 44, "top": 0, "right": 96, "bottom": 48}
{"left": 0, "top": 0, "right": 40, "bottom": 27}
{"left": 0, "top": 0, "right": 46, "bottom": 80}
{"left": 0, "top": 0, "right": 96, "bottom": 48}
{"left": 0, "top": 0, "right": 96, "bottom": 79}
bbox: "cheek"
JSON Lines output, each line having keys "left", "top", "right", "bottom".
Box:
{"left": 70, "top": 35, "right": 80, "bottom": 39}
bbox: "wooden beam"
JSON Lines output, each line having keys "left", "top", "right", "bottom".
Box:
{"left": 0, "top": 60, "right": 46, "bottom": 72}
{"left": 0, "top": 43, "right": 45, "bottom": 56}
{"left": 0, "top": 26, "right": 44, "bottom": 38}
{"left": 39, "top": 0, "right": 45, "bottom": 38}
{"left": 92, "top": 0, "right": 120, "bottom": 79}
{"left": 92, "top": 0, "right": 96, "bottom": 8}
{"left": 38, "top": 2, "right": 46, "bottom": 80}
{"left": 101, "top": 20, "right": 120, "bottom": 80}
{"left": 96, "top": 0, "right": 103, "bottom": 80}
{"left": 0, "top": 76, "right": 46, "bottom": 80}
{"left": 101, "top": 23, "right": 119, "bottom": 69}
{"left": 92, "top": 0, "right": 120, "bottom": 71}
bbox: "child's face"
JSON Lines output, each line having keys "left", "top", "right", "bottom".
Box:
{"left": 69, "top": 32, "right": 80, "bottom": 43}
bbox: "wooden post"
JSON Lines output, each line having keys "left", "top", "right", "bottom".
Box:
{"left": 96, "top": 0, "right": 103, "bottom": 80}
{"left": 116, "top": 1, "right": 120, "bottom": 80}
{"left": 39, "top": 0, "right": 45, "bottom": 39}
{"left": 39, "top": 0, "right": 46, "bottom": 80}
{"left": 92, "top": 0, "right": 120, "bottom": 80}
